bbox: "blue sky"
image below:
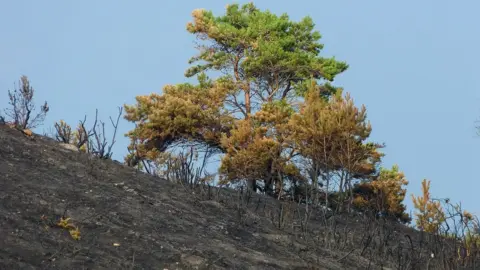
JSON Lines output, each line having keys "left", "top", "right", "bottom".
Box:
{"left": 1, "top": 1, "right": 479, "bottom": 216}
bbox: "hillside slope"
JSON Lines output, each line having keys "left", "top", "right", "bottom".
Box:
{"left": 0, "top": 125, "right": 369, "bottom": 269}
{"left": 0, "top": 125, "right": 475, "bottom": 270}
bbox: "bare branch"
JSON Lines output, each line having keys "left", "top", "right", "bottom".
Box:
{"left": 3, "top": 75, "right": 49, "bottom": 129}
{"left": 88, "top": 107, "right": 123, "bottom": 159}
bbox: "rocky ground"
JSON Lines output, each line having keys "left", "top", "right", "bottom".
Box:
{"left": 0, "top": 125, "right": 478, "bottom": 269}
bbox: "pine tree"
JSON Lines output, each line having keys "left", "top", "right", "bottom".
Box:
{"left": 287, "top": 83, "right": 383, "bottom": 206}
{"left": 124, "top": 3, "right": 347, "bottom": 193}
{"left": 411, "top": 179, "right": 446, "bottom": 233}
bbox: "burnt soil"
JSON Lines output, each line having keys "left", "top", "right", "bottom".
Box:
{"left": 0, "top": 125, "right": 477, "bottom": 270}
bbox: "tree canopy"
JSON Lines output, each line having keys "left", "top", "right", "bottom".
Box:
{"left": 123, "top": 3, "right": 407, "bottom": 218}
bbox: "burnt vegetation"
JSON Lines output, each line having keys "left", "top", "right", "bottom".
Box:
{"left": 1, "top": 3, "right": 480, "bottom": 270}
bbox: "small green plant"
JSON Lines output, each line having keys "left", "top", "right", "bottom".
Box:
{"left": 57, "top": 217, "right": 81, "bottom": 240}
{"left": 411, "top": 179, "right": 445, "bottom": 233}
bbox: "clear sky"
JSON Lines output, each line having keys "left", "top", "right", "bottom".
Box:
{"left": 1, "top": 1, "right": 479, "bottom": 216}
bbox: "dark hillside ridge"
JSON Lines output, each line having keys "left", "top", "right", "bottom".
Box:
{"left": 0, "top": 125, "right": 358, "bottom": 269}
{"left": 0, "top": 125, "right": 476, "bottom": 269}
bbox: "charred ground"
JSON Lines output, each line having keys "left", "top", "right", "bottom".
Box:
{"left": 0, "top": 125, "right": 477, "bottom": 269}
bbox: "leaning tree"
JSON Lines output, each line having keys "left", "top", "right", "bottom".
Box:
{"left": 123, "top": 3, "right": 384, "bottom": 200}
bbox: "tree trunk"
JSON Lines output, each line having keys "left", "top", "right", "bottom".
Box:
{"left": 248, "top": 179, "right": 257, "bottom": 192}
{"left": 233, "top": 56, "right": 251, "bottom": 120}
{"left": 275, "top": 171, "right": 283, "bottom": 199}
{"left": 264, "top": 179, "right": 273, "bottom": 196}
{"left": 244, "top": 84, "right": 251, "bottom": 119}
